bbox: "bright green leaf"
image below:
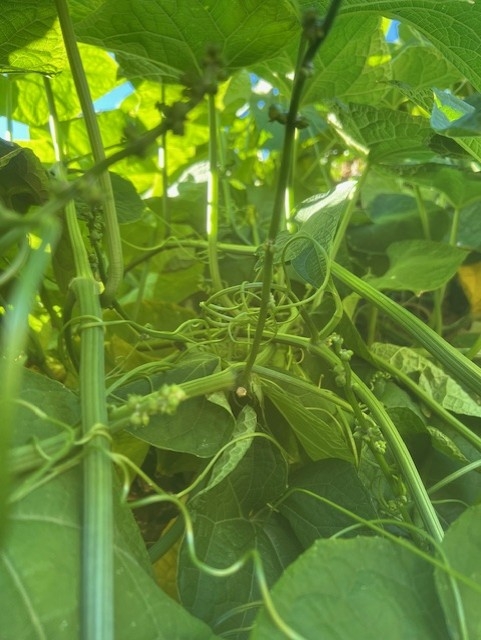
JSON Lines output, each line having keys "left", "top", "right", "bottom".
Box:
{"left": 285, "top": 180, "right": 357, "bottom": 287}
{"left": 261, "top": 378, "right": 355, "bottom": 463}
{"left": 371, "top": 343, "right": 481, "bottom": 418}
{"left": 431, "top": 89, "right": 481, "bottom": 137}
{"left": 0, "top": 3, "right": 65, "bottom": 74}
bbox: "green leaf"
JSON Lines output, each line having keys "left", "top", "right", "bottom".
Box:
{"left": 255, "top": 14, "right": 390, "bottom": 106}
{"left": 367, "top": 240, "right": 467, "bottom": 294}
{"left": 0, "top": 140, "right": 49, "bottom": 213}
{"left": 261, "top": 377, "right": 355, "bottom": 463}
{"left": 280, "top": 459, "right": 378, "bottom": 547}
{"left": 75, "top": 171, "right": 148, "bottom": 224}
{"left": 115, "top": 355, "right": 235, "bottom": 457}
{"left": 431, "top": 89, "right": 481, "bottom": 137}
{"left": 340, "top": 0, "right": 481, "bottom": 91}
{"left": 371, "top": 343, "right": 481, "bottom": 418}
{"left": 73, "top": 0, "right": 300, "bottom": 81}
{"left": 252, "top": 537, "right": 450, "bottom": 640}
{"left": 285, "top": 180, "right": 357, "bottom": 287}
{"left": 198, "top": 405, "right": 257, "bottom": 497}
{"left": 14, "top": 369, "right": 79, "bottom": 447}
{"left": 0, "top": 2, "right": 66, "bottom": 74}
{"left": 378, "top": 163, "right": 481, "bottom": 210}
{"left": 178, "top": 439, "right": 297, "bottom": 637}
{"left": 1, "top": 45, "right": 119, "bottom": 128}
{"left": 392, "top": 45, "right": 462, "bottom": 91}
{"left": 435, "top": 505, "right": 481, "bottom": 639}
{"left": 0, "top": 468, "right": 217, "bottom": 640}
{"left": 331, "top": 102, "right": 434, "bottom": 163}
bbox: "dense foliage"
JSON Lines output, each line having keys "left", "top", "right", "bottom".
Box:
{"left": 1, "top": 1, "right": 481, "bottom": 639}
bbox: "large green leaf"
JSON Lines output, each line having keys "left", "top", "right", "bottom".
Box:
{"left": 0, "top": 467, "right": 217, "bottom": 640}
{"left": 431, "top": 89, "right": 481, "bottom": 137}
{"left": 367, "top": 240, "right": 467, "bottom": 294}
{"left": 280, "top": 459, "right": 378, "bottom": 547}
{"left": 378, "top": 163, "right": 481, "bottom": 210}
{"left": 178, "top": 438, "right": 298, "bottom": 637}
{"left": 435, "top": 504, "right": 481, "bottom": 639}
{"left": 337, "top": 0, "right": 481, "bottom": 91}
{"left": 331, "top": 102, "right": 434, "bottom": 163}
{"left": 252, "top": 537, "right": 450, "bottom": 640}
{"left": 72, "top": 0, "right": 300, "bottom": 81}
{"left": 0, "top": 2, "right": 65, "bottom": 74}
{"left": 254, "top": 14, "right": 390, "bottom": 107}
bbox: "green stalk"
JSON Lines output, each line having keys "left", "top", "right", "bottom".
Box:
{"left": 267, "top": 332, "right": 444, "bottom": 542}
{"left": 67, "top": 198, "right": 114, "bottom": 639}
{"left": 47, "top": 62, "right": 115, "bottom": 635}
{"left": 243, "top": 0, "right": 343, "bottom": 382}
{"left": 10, "top": 367, "right": 239, "bottom": 476}
{"left": 54, "top": 0, "right": 123, "bottom": 305}
{"left": 0, "top": 218, "right": 60, "bottom": 542}
{"left": 206, "top": 93, "right": 223, "bottom": 292}
{"left": 331, "top": 261, "right": 481, "bottom": 397}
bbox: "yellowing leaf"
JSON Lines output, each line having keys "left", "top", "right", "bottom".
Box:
{"left": 458, "top": 262, "right": 481, "bottom": 317}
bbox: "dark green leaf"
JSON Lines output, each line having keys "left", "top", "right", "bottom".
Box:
{"left": 115, "top": 355, "right": 236, "bottom": 457}
{"left": 178, "top": 439, "right": 294, "bottom": 637}
{"left": 280, "top": 459, "right": 378, "bottom": 547}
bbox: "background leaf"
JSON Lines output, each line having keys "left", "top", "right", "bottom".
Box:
{"left": 367, "top": 240, "right": 467, "bottom": 294}
{"left": 115, "top": 355, "right": 235, "bottom": 457}
{"left": 285, "top": 181, "right": 357, "bottom": 287}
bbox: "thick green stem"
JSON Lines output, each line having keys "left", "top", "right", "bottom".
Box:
{"left": 55, "top": 0, "right": 123, "bottom": 304}
{"left": 243, "top": 1, "right": 343, "bottom": 382}
{"left": 331, "top": 261, "right": 481, "bottom": 397}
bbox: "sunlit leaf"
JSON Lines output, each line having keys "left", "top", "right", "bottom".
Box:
{"left": 0, "top": 2, "right": 65, "bottom": 74}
